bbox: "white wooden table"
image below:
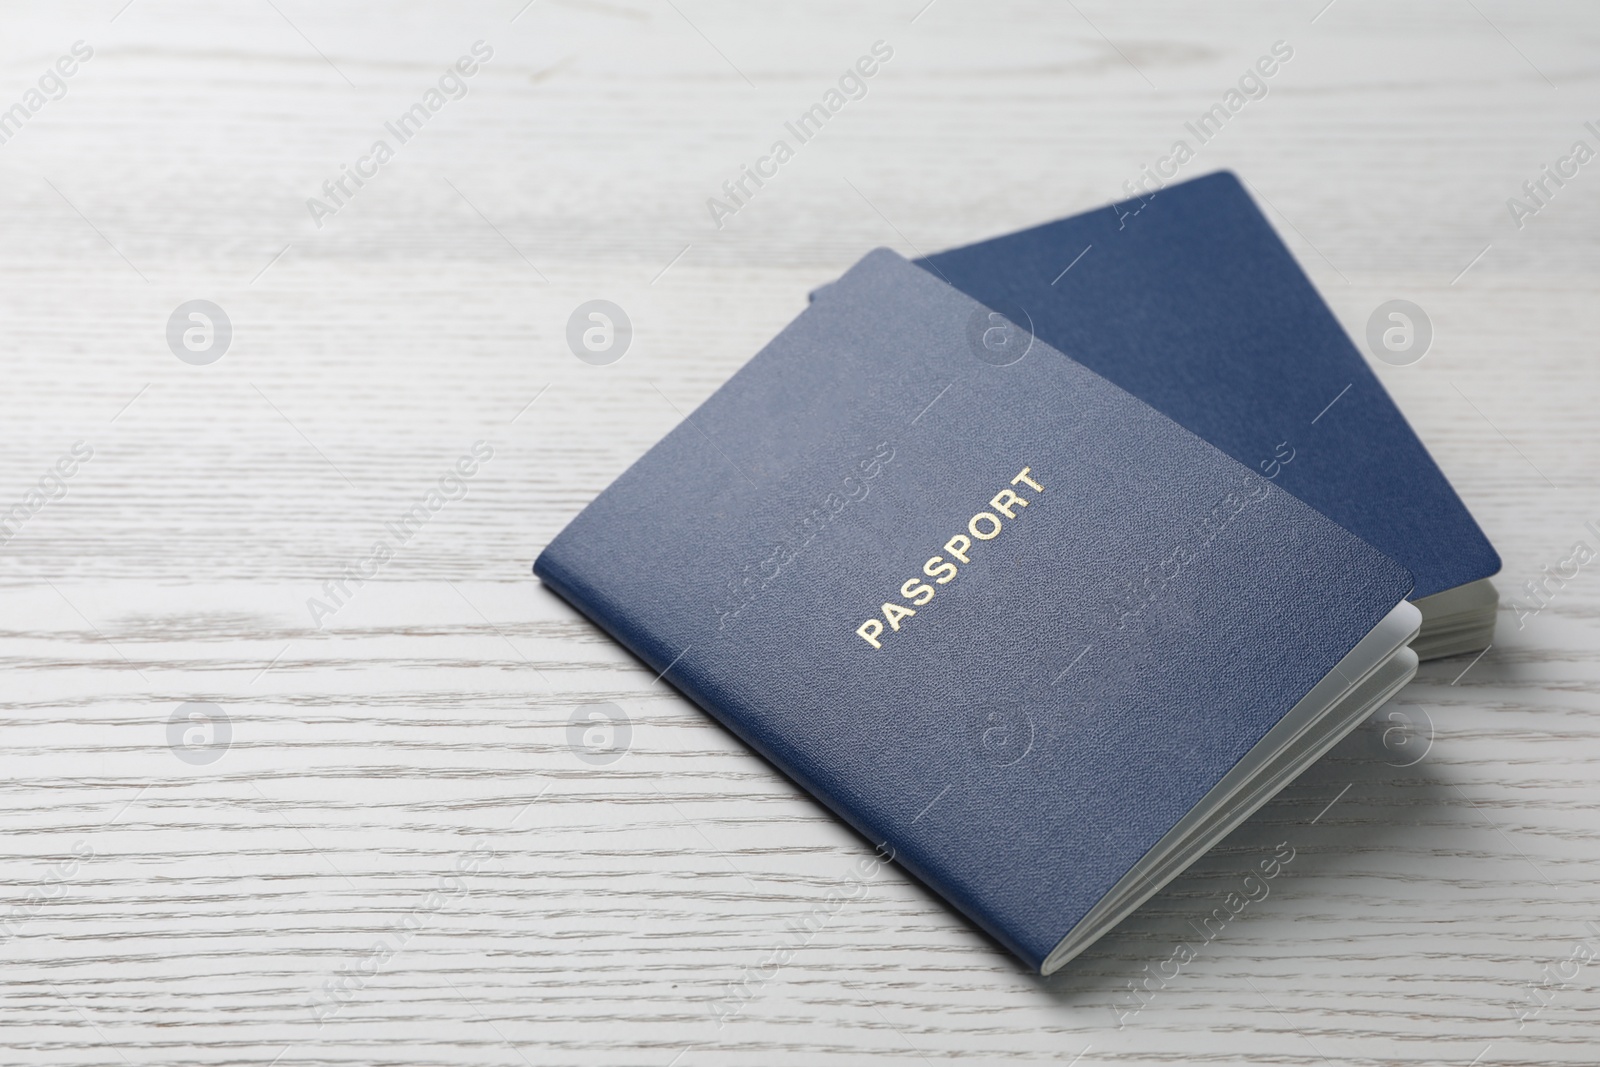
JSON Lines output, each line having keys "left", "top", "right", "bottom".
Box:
{"left": 2, "top": 1, "right": 1598, "bottom": 1063}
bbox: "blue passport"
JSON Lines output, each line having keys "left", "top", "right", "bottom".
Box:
{"left": 535, "top": 249, "right": 1420, "bottom": 973}
{"left": 900, "top": 171, "right": 1498, "bottom": 660}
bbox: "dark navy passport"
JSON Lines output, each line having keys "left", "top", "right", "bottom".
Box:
{"left": 535, "top": 249, "right": 1414, "bottom": 973}
{"left": 907, "top": 171, "right": 1498, "bottom": 602}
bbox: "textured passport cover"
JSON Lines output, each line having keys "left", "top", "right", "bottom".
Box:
{"left": 535, "top": 249, "right": 1413, "bottom": 972}
{"left": 911, "top": 170, "right": 1498, "bottom": 600}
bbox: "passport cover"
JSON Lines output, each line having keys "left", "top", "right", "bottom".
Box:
{"left": 534, "top": 249, "right": 1414, "bottom": 972}
{"left": 909, "top": 170, "right": 1498, "bottom": 601}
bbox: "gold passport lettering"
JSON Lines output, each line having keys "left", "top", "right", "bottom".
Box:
{"left": 856, "top": 467, "right": 1043, "bottom": 649}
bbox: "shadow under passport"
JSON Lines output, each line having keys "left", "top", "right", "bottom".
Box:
{"left": 1036, "top": 703, "right": 1459, "bottom": 1016}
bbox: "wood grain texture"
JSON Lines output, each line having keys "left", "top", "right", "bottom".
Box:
{"left": 1, "top": 0, "right": 1598, "bottom": 1063}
